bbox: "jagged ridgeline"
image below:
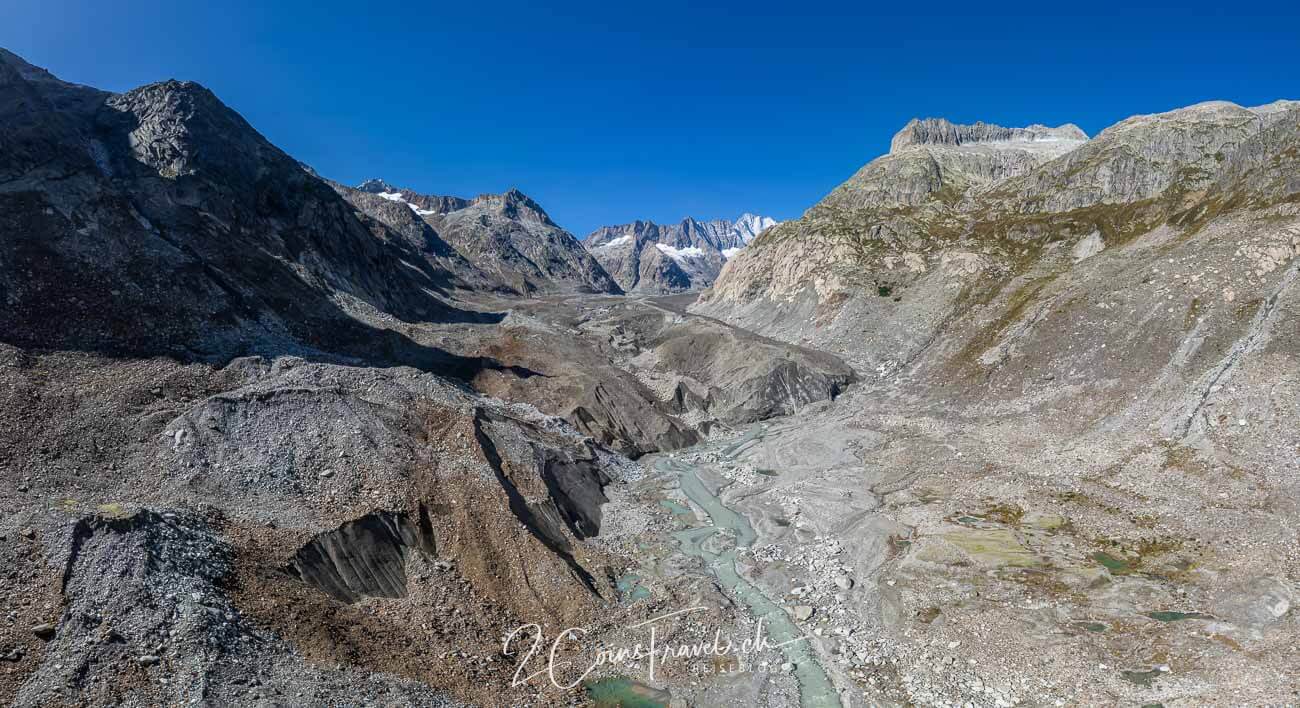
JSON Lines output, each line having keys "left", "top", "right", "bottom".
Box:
{"left": 583, "top": 213, "right": 780, "bottom": 293}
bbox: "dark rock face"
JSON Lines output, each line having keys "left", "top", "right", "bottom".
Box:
{"left": 566, "top": 380, "right": 701, "bottom": 457}
{"left": 286, "top": 509, "right": 436, "bottom": 603}
{"left": 636, "top": 243, "right": 697, "bottom": 291}
{"left": 472, "top": 409, "right": 612, "bottom": 592}
{"left": 332, "top": 181, "right": 502, "bottom": 294}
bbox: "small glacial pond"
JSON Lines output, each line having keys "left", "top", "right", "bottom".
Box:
{"left": 585, "top": 676, "right": 671, "bottom": 707}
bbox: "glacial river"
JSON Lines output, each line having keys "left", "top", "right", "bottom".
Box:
{"left": 653, "top": 424, "right": 840, "bottom": 708}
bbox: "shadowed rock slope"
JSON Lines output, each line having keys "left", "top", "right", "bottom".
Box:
{"left": 0, "top": 49, "right": 493, "bottom": 366}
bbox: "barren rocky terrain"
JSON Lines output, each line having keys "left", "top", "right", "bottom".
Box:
{"left": 2, "top": 44, "right": 1298, "bottom": 708}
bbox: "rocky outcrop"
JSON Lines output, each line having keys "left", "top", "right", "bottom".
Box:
{"left": 646, "top": 320, "right": 856, "bottom": 425}
{"left": 821, "top": 119, "right": 1088, "bottom": 211}
{"left": 1203, "top": 104, "right": 1300, "bottom": 206}
{"left": 889, "top": 117, "right": 1086, "bottom": 152}
{"left": 987, "top": 101, "right": 1276, "bottom": 212}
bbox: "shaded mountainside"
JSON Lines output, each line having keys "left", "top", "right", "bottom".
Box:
{"left": 583, "top": 214, "right": 778, "bottom": 293}
{"left": 350, "top": 179, "right": 622, "bottom": 296}
{"left": 0, "top": 49, "right": 493, "bottom": 367}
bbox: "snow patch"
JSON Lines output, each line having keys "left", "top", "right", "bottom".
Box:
{"left": 597, "top": 234, "right": 634, "bottom": 249}
{"left": 656, "top": 243, "right": 705, "bottom": 261}
{"left": 722, "top": 247, "right": 743, "bottom": 259}
{"left": 378, "top": 191, "right": 406, "bottom": 202}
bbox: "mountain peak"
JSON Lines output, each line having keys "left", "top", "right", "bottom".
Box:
{"left": 357, "top": 178, "right": 398, "bottom": 194}
{"left": 889, "top": 117, "right": 1087, "bottom": 154}
{"left": 474, "top": 187, "right": 553, "bottom": 225}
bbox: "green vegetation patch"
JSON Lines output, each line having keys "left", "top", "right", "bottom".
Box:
{"left": 1120, "top": 669, "right": 1163, "bottom": 687}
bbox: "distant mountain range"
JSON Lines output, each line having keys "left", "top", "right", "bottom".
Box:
{"left": 583, "top": 214, "right": 779, "bottom": 293}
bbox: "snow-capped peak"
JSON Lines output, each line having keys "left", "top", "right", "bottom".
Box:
{"left": 730, "top": 213, "right": 779, "bottom": 244}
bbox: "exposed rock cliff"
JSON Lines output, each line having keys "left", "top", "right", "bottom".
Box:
{"left": 889, "top": 117, "right": 1086, "bottom": 152}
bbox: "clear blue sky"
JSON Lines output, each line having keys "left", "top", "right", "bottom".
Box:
{"left": 6, "top": 0, "right": 1299, "bottom": 235}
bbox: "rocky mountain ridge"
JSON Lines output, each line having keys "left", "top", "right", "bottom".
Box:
{"left": 347, "top": 179, "right": 622, "bottom": 295}
{"left": 698, "top": 103, "right": 1300, "bottom": 382}
{"left": 689, "top": 101, "right": 1300, "bottom": 706}
{"left": 0, "top": 48, "right": 492, "bottom": 366}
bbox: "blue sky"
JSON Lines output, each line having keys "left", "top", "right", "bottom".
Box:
{"left": 6, "top": 0, "right": 1299, "bottom": 235}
